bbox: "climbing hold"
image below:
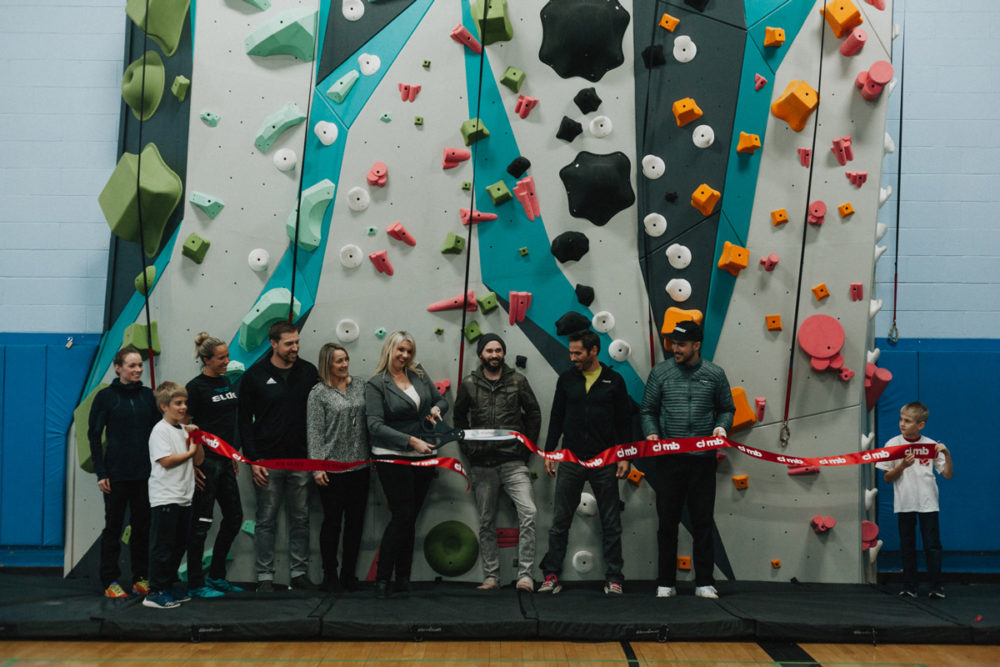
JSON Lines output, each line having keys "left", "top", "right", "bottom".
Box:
{"left": 591, "top": 311, "right": 615, "bottom": 333}
{"left": 368, "top": 250, "right": 393, "bottom": 276}
{"left": 754, "top": 73, "right": 768, "bottom": 91}
{"left": 838, "top": 202, "right": 855, "bottom": 218}
{"left": 556, "top": 116, "right": 584, "bottom": 142}
{"left": 134, "top": 266, "right": 157, "bottom": 295}
{"left": 883, "top": 132, "right": 895, "bottom": 154}
{"left": 366, "top": 226, "right": 378, "bottom": 236}
{"left": 189, "top": 192, "right": 225, "bottom": 219}
{"left": 798, "top": 314, "right": 848, "bottom": 376}
{"left": 879, "top": 186, "right": 892, "bottom": 207}
{"left": 691, "top": 183, "right": 721, "bottom": 216}
{"left": 519, "top": 247, "right": 529, "bottom": 257}
{"left": 342, "top": 0, "right": 364, "bottom": 22}
{"left": 435, "top": 327, "right": 445, "bottom": 336}
{"left": 200, "top": 111, "right": 221, "bottom": 127}
{"left": 573, "top": 87, "right": 602, "bottom": 113}
{"left": 460, "top": 209, "right": 499, "bottom": 225}
{"left": 571, "top": 550, "right": 594, "bottom": 574}
{"left": 665, "top": 243, "right": 691, "bottom": 269}
{"left": 589, "top": 116, "right": 613, "bottom": 137}
{"left": 486, "top": 180, "right": 513, "bottom": 205}
{"left": 460, "top": 118, "right": 490, "bottom": 146}
{"left": 423, "top": 520, "right": 479, "bottom": 577}
{"left": 463, "top": 321, "right": 484, "bottom": 342}
{"left": 471, "top": 0, "right": 513, "bottom": 45}
{"left": 676, "top": 556, "right": 691, "bottom": 570}
{"left": 736, "top": 132, "right": 761, "bottom": 154}
{"left": 770, "top": 80, "right": 819, "bottom": 132}
{"left": 754, "top": 397, "right": 766, "bottom": 422}
{"left": 314, "top": 121, "right": 338, "bottom": 145}
{"left": 375, "top": 328, "right": 388, "bottom": 339}
{"left": 764, "top": 26, "right": 785, "bottom": 47}
{"left": 245, "top": 7, "right": 318, "bottom": 62}
{"left": 286, "top": 179, "right": 335, "bottom": 251}
{"left": 831, "top": 135, "right": 854, "bottom": 165}
{"left": 507, "top": 157, "right": 531, "bottom": 178}
{"left": 120, "top": 51, "right": 164, "bottom": 121}
{"left": 641, "top": 44, "right": 666, "bottom": 69}
{"left": 659, "top": 12, "right": 679, "bottom": 31}
{"left": 575, "top": 284, "right": 595, "bottom": 306}
{"left": 672, "top": 34, "right": 697, "bottom": 63}
{"left": 665, "top": 278, "right": 692, "bottom": 302}
{"left": 798, "top": 148, "right": 812, "bottom": 167}
{"left": 508, "top": 291, "right": 532, "bottom": 324}
{"left": 98, "top": 143, "right": 182, "bottom": 257}
{"left": 501, "top": 66, "right": 526, "bottom": 93}
{"left": 398, "top": 83, "right": 421, "bottom": 102}
{"left": 861, "top": 432, "right": 875, "bottom": 450}
{"left": 345, "top": 186, "right": 371, "bottom": 212}
{"left": 550, "top": 231, "right": 590, "bottom": 263}
{"left": 771, "top": 209, "right": 788, "bottom": 226}
{"left": 765, "top": 315, "right": 782, "bottom": 331}
{"left": 450, "top": 24, "right": 482, "bottom": 54}
{"left": 358, "top": 53, "right": 381, "bottom": 75}
{"left": 440, "top": 232, "right": 466, "bottom": 254}
{"left": 462, "top": 182, "right": 472, "bottom": 191}
{"left": 538, "top": 0, "right": 629, "bottom": 82}
{"left": 560, "top": 151, "right": 635, "bottom": 225}
{"left": 428, "top": 290, "right": 476, "bottom": 313}
{"left": 125, "top": 0, "right": 190, "bottom": 57}
{"left": 248, "top": 248, "right": 270, "bottom": 272}
{"left": 732, "top": 475, "right": 749, "bottom": 490}
{"left": 692, "top": 125, "right": 714, "bottom": 148}
{"left": 182, "top": 233, "right": 211, "bottom": 263}
{"left": 336, "top": 319, "right": 360, "bottom": 343}
{"left": 327, "top": 70, "right": 360, "bottom": 104}
{"left": 435, "top": 380, "right": 451, "bottom": 396}
{"left": 555, "top": 311, "right": 590, "bottom": 336}
{"left": 855, "top": 61, "right": 893, "bottom": 102}
{"left": 238, "top": 288, "right": 301, "bottom": 351}
{"left": 366, "top": 161, "right": 388, "bottom": 188}
{"left": 811, "top": 283, "right": 830, "bottom": 301}
{"left": 807, "top": 200, "right": 827, "bottom": 225}
{"left": 841, "top": 26, "right": 867, "bottom": 56}
{"left": 760, "top": 254, "right": 779, "bottom": 271}
{"left": 869, "top": 298, "right": 882, "bottom": 319}
{"left": 514, "top": 95, "right": 539, "bottom": 119}
{"left": 242, "top": 0, "right": 269, "bottom": 9}
{"left": 273, "top": 148, "right": 297, "bottom": 172}
{"left": 626, "top": 467, "right": 644, "bottom": 487}
{"left": 513, "top": 177, "right": 541, "bottom": 220}
{"left": 386, "top": 221, "right": 416, "bottom": 247}
{"left": 820, "top": 0, "right": 863, "bottom": 38}
{"left": 442, "top": 147, "right": 472, "bottom": 169}
{"left": 477, "top": 292, "right": 499, "bottom": 313}
{"left": 74, "top": 384, "right": 110, "bottom": 472}
{"left": 861, "top": 520, "right": 879, "bottom": 550}
{"left": 771, "top": 559, "right": 782, "bottom": 569}
{"left": 122, "top": 321, "right": 160, "bottom": 358}
{"left": 576, "top": 491, "right": 598, "bottom": 516}
{"left": 515, "top": 355, "right": 527, "bottom": 369}
{"left": 414, "top": 114, "right": 425, "bottom": 126}
{"left": 671, "top": 97, "right": 703, "bottom": 127}
{"left": 641, "top": 155, "right": 666, "bottom": 180}
{"left": 730, "top": 387, "right": 757, "bottom": 432}
{"left": 864, "top": 488, "right": 878, "bottom": 512}
{"left": 788, "top": 465, "right": 819, "bottom": 476}
{"left": 644, "top": 213, "right": 667, "bottom": 237}
{"left": 865, "top": 362, "right": 892, "bottom": 408}
{"left": 867, "top": 348, "right": 881, "bottom": 365}
{"left": 254, "top": 102, "right": 307, "bottom": 153}
{"left": 379, "top": 112, "right": 392, "bottom": 123}
{"left": 846, "top": 171, "right": 867, "bottom": 188}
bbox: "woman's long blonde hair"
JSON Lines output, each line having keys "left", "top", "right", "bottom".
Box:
{"left": 374, "top": 330, "right": 423, "bottom": 377}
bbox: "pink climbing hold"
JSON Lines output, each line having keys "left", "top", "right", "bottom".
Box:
{"left": 831, "top": 135, "right": 854, "bottom": 165}
{"left": 442, "top": 147, "right": 472, "bottom": 169}
{"left": 865, "top": 363, "right": 892, "bottom": 409}
{"left": 861, "top": 520, "right": 879, "bottom": 549}
{"left": 369, "top": 250, "right": 394, "bottom": 276}
{"left": 367, "top": 161, "right": 388, "bottom": 187}
{"left": 810, "top": 516, "right": 836, "bottom": 534}
{"left": 513, "top": 176, "right": 541, "bottom": 220}
{"left": 856, "top": 60, "right": 894, "bottom": 101}
{"left": 435, "top": 379, "right": 451, "bottom": 396}
{"left": 788, "top": 465, "right": 820, "bottom": 476}
{"left": 797, "top": 148, "right": 812, "bottom": 167}
{"left": 427, "top": 290, "right": 477, "bottom": 312}
{"left": 798, "top": 314, "right": 852, "bottom": 382}
{"left": 460, "top": 208, "right": 499, "bottom": 225}
{"left": 386, "top": 221, "right": 416, "bottom": 247}
{"left": 508, "top": 291, "right": 532, "bottom": 325}
{"left": 840, "top": 26, "right": 867, "bottom": 56}
{"left": 754, "top": 397, "right": 766, "bottom": 421}
{"left": 514, "top": 95, "right": 539, "bottom": 119}
{"left": 846, "top": 171, "right": 867, "bottom": 188}
{"left": 754, "top": 73, "right": 767, "bottom": 91}
{"left": 450, "top": 24, "right": 482, "bottom": 54}
{"left": 807, "top": 200, "right": 827, "bottom": 225}
{"left": 864, "top": 0, "right": 886, "bottom": 10}
{"left": 398, "top": 83, "right": 421, "bottom": 102}
{"left": 850, "top": 282, "right": 864, "bottom": 301}
{"left": 496, "top": 527, "right": 519, "bottom": 548}
{"left": 759, "top": 254, "right": 779, "bottom": 272}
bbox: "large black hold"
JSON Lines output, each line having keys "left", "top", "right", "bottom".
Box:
{"left": 538, "top": 0, "right": 631, "bottom": 82}
{"left": 559, "top": 151, "right": 635, "bottom": 226}
{"left": 550, "top": 231, "right": 590, "bottom": 263}
{"left": 555, "top": 311, "right": 592, "bottom": 336}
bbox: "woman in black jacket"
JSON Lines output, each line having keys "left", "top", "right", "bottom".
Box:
{"left": 366, "top": 331, "right": 447, "bottom": 598}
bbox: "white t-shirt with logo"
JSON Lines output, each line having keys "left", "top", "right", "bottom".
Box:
{"left": 148, "top": 419, "right": 194, "bottom": 508}
{"left": 876, "top": 435, "right": 946, "bottom": 513}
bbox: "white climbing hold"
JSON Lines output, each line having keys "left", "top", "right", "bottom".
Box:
{"left": 886, "top": 78, "right": 898, "bottom": 95}
{"left": 869, "top": 298, "right": 883, "bottom": 319}
{"left": 875, "top": 222, "right": 888, "bottom": 241}
{"left": 883, "top": 132, "right": 895, "bottom": 154}
{"left": 576, "top": 492, "right": 597, "bottom": 516}
{"left": 608, "top": 339, "right": 631, "bottom": 362}
{"left": 641, "top": 154, "right": 665, "bottom": 179}
{"left": 273, "top": 148, "right": 297, "bottom": 172}
{"left": 336, "top": 318, "right": 360, "bottom": 343}
{"left": 864, "top": 488, "right": 878, "bottom": 512}
{"left": 643, "top": 212, "right": 667, "bottom": 237}
{"left": 878, "top": 185, "right": 892, "bottom": 207}
{"left": 665, "top": 243, "right": 691, "bottom": 269}
{"left": 314, "top": 121, "right": 338, "bottom": 146}
{"left": 892, "top": 23, "right": 900, "bottom": 39}
{"left": 339, "top": 244, "right": 364, "bottom": 268}
{"left": 874, "top": 245, "right": 887, "bottom": 262}
{"left": 861, "top": 432, "right": 875, "bottom": 450}
{"left": 592, "top": 311, "right": 615, "bottom": 333}
{"left": 673, "top": 35, "right": 697, "bottom": 63}
{"left": 247, "top": 248, "right": 270, "bottom": 272}
{"left": 358, "top": 53, "right": 381, "bottom": 76}
{"left": 346, "top": 186, "right": 371, "bottom": 211}
{"left": 692, "top": 124, "right": 714, "bottom": 148}
{"left": 869, "top": 539, "right": 883, "bottom": 564}
{"left": 665, "top": 278, "right": 692, "bottom": 302}
{"left": 867, "top": 347, "right": 880, "bottom": 364}
{"left": 342, "top": 0, "right": 364, "bottom": 21}
{"left": 571, "top": 550, "right": 595, "bottom": 574}
{"left": 589, "top": 115, "right": 613, "bottom": 137}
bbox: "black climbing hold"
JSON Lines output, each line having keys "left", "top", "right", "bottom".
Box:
{"left": 665, "top": 191, "right": 678, "bottom": 203}
{"left": 539, "top": 0, "right": 631, "bottom": 83}
{"left": 684, "top": 0, "right": 710, "bottom": 11}
{"left": 555, "top": 311, "right": 592, "bottom": 336}
{"left": 515, "top": 355, "right": 527, "bottom": 369}
{"left": 550, "top": 231, "right": 590, "bottom": 263}
{"left": 573, "top": 87, "right": 602, "bottom": 114}
{"left": 559, "top": 151, "right": 636, "bottom": 226}
{"left": 575, "top": 284, "right": 595, "bottom": 307}
{"left": 507, "top": 156, "right": 531, "bottom": 178}
{"left": 641, "top": 44, "right": 666, "bottom": 69}
{"left": 557, "top": 116, "right": 584, "bottom": 142}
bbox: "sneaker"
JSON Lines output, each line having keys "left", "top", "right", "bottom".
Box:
{"left": 190, "top": 585, "right": 225, "bottom": 598}
{"left": 603, "top": 580, "right": 623, "bottom": 595}
{"left": 290, "top": 574, "right": 318, "bottom": 591}
{"left": 476, "top": 577, "right": 500, "bottom": 591}
{"left": 515, "top": 576, "right": 535, "bottom": 592}
{"left": 257, "top": 580, "right": 274, "bottom": 593}
{"left": 169, "top": 586, "right": 192, "bottom": 603}
{"left": 104, "top": 582, "right": 129, "bottom": 599}
{"left": 131, "top": 578, "right": 150, "bottom": 596}
{"left": 695, "top": 585, "right": 719, "bottom": 599}
{"left": 206, "top": 577, "right": 243, "bottom": 593}
{"left": 142, "top": 591, "right": 179, "bottom": 609}
{"left": 929, "top": 588, "right": 946, "bottom": 599}
{"left": 898, "top": 588, "right": 917, "bottom": 599}
{"left": 656, "top": 586, "right": 677, "bottom": 598}
{"left": 537, "top": 574, "right": 561, "bottom": 594}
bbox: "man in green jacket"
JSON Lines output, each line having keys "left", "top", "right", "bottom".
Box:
{"left": 640, "top": 320, "right": 734, "bottom": 600}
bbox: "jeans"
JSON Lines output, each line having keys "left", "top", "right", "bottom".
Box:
{"left": 317, "top": 467, "right": 370, "bottom": 585}
{"left": 540, "top": 461, "right": 623, "bottom": 582}
{"left": 186, "top": 456, "right": 243, "bottom": 587}
{"left": 655, "top": 455, "right": 717, "bottom": 586}
{"left": 253, "top": 469, "right": 311, "bottom": 581}
{"left": 100, "top": 479, "right": 150, "bottom": 587}
{"left": 149, "top": 503, "right": 191, "bottom": 593}
{"left": 898, "top": 511, "right": 942, "bottom": 590}
{"left": 375, "top": 461, "right": 434, "bottom": 582}
{"left": 469, "top": 461, "right": 537, "bottom": 581}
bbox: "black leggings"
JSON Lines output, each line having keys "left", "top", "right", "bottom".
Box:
{"left": 100, "top": 479, "right": 149, "bottom": 588}
{"left": 186, "top": 455, "right": 243, "bottom": 587}
{"left": 375, "top": 461, "right": 434, "bottom": 582}
{"left": 317, "top": 467, "right": 371, "bottom": 584}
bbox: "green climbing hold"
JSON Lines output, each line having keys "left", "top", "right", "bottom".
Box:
{"left": 477, "top": 292, "right": 499, "bottom": 313}
{"left": 126, "top": 0, "right": 191, "bottom": 57}
{"left": 379, "top": 111, "right": 392, "bottom": 123}
{"left": 435, "top": 327, "right": 444, "bottom": 335}
{"left": 500, "top": 66, "right": 525, "bottom": 93}
{"left": 134, "top": 266, "right": 157, "bottom": 295}
{"left": 122, "top": 321, "right": 161, "bottom": 359}
{"left": 200, "top": 110, "right": 221, "bottom": 127}
{"left": 245, "top": 7, "right": 318, "bottom": 62}
{"left": 519, "top": 246, "right": 529, "bottom": 256}
{"left": 327, "top": 70, "right": 360, "bottom": 104}
{"left": 460, "top": 118, "right": 490, "bottom": 146}
{"left": 471, "top": 0, "right": 513, "bottom": 45}
{"left": 462, "top": 181, "right": 472, "bottom": 191}
{"left": 422, "top": 59, "right": 431, "bottom": 69}
{"left": 182, "top": 233, "right": 211, "bottom": 263}
{"left": 170, "top": 74, "right": 190, "bottom": 102}
{"left": 423, "top": 520, "right": 479, "bottom": 577}
{"left": 74, "top": 383, "right": 109, "bottom": 474}
{"left": 121, "top": 51, "right": 164, "bottom": 121}
{"left": 463, "top": 321, "right": 483, "bottom": 342}
{"left": 414, "top": 116, "right": 424, "bottom": 126}
{"left": 375, "top": 328, "right": 388, "bottom": 339}
{"left": 241, "top": 519, "right": 256, "bottom": 536}
{"left": 189, "top": 191, "right": 225, "bottom": 219}
{"left": 366, "top": 226, "right": 378, "bottom": 236}
{"left": 285, "top": 179, "right": 335, "bottom": 251}
{"left": 440, "top": 232, "right": 465, "bottom": 254}
{"left": 255, "top": 102, "right": 307, "bottom": 153}
{"left": 486, "top": 180, "right": 512, "bottom": 205}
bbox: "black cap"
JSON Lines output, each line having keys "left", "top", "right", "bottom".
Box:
{"left": 669, "top": 320, "right": 703, "bottom": 342}
{"left": 477, "top": 333, "right": 506, "bottom": 356}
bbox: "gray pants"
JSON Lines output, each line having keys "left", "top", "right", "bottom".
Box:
{"left": 469, "top": 462, "right": 537, "bottom": 581}
{"left": 253, "top": 469, "right": 311, "bottom": 582}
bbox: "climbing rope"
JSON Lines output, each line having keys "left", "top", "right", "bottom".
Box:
{"left": 887, "top": 21, "right": 905, "bottom": 345}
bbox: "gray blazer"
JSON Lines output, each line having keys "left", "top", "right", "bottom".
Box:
{"left": 365, "top": 365, "right": 449, "bottom": 452}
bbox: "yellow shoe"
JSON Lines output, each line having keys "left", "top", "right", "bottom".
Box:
{"left": 104, "top": 582, "right": 129, "bottom": 598}
{"left": 131, "top": 578, "right": 150, "bottom": 596}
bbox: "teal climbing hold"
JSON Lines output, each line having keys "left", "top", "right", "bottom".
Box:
{"left": 134, "top": 266, "right": 157, "bottom": 295}
{"left": 239, "top": 288, "right": 302, "bottom": 351}
{"left": 240, "top": 519, "right": 256, "bottom": 536}
{"left": 126, "top": 0, "right": 191, "bottom": 57}
{"left": 254, "top": 102, "right": 306, "bottom": 153}
{"left": 182, "top": 233, "right": 211, "bottom": 263}
{"left": 225, "top": 361, "right": 245, "bottom": 382}
{"left": 285, "top": 179, "right": 336, "bottom": 251}
{"left": 379, "top": 111, "right": 392, "bottom": 122}
{"left": 189, "top": 191, "right": 225, "bottom": 219}
{"left": 245, "top": 7, "right": 318, "bottom": 62}
{"left": 327, "top": 70, "right": 360, "bottom": 104}
{"left": 122, "top": 321, "right": 160, "bottom": 359}
{"left": 200, "top": 110, "right": 221, "bottom": 127}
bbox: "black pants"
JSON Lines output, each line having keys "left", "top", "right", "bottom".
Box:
{"left": 539, "top": 462, "right": 624, "bottom": 582}
{"left": 186, "top": 456, "right": 243, "bottom": 588}
{"left": 100, "top": 479, "right": 150, "bottom": 588}
{"left": 318, "top": 467, "right": 371, "bottom": 585}
{"left": 149, "top": 503, "right": 191, "bottom": 593}
{"left": 898, "top": 511, "right": 942, "bottom": 590}
{"left": 655, "top": 455, "right": 716, "bottom": 586}
{"left": 375, "top": 462, "right": 434, "bottom": 582}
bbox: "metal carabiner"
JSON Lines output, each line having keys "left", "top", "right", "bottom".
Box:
{"left": 887, "top": 324, "right": 899, "bottom": 344}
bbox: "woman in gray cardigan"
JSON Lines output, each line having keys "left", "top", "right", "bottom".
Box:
{"left": 365, "top": 331, "right": 448, "bottom": 599}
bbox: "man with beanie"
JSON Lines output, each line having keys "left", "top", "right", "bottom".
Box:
{"left": 640, "top": 319, "right": 734, "bottom": 599}
{"left": 454, "top": 333, "right": 542, "bottom": 592}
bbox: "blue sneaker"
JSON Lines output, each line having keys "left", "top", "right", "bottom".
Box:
{"left": 142, "top": 591, "right": 179, "bottom": 609}
{"left": 206, "top": 577, "right": 243, "bottom": 592}
{"left": 190, "top": 585, "right": 225, "bottom": 598}
{"left": 169, "top": 586, "right": 192, "bottom": 603}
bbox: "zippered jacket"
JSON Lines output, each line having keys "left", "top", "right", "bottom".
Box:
{"left": 454, "top": 364, "right": 542, "bottom": 466}
{"left": 545, "top": 363, "right": 632, "bottom": 459}
{"left": 639, "top": 358, "right": 734, "bottom": 454}
{"left": 88, "top": 379, "right": 159, "bottom": 482}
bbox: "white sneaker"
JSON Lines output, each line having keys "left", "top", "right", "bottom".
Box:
{"left": 656, "top": 586, "right": 676, "bottom": 598}
{"left": 694, "top": 585, "right": 719, "bottom": 599}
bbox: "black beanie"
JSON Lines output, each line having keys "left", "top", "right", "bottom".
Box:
{"left": 477, "top": 333, "right": 506, "bottom": 356}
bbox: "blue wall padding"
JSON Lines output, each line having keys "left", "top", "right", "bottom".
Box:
{"left": 0, "top": 334, "right": 99, "bottom": 550}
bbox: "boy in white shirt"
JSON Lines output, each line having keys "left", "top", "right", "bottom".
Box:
{"left": 143, "top": 382, "right": 203, "bottom": 609}
{"left": 876, "top": 402, "right": 953, "bottom": 599}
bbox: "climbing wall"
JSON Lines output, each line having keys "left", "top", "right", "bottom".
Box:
{"left": 70, "top": 0, "right": 896, "bottom": 586}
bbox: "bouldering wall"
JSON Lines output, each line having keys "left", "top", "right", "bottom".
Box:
{"left": 70, "top": 0, "right": 896, "bottom": 586}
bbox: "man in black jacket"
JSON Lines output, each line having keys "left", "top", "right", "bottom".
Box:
{"left": 238, "top": 321, "right": 319, "bottom": 592}
{"left": 538, "top": 330, "right": 631, "bottom": 595}
{"left": 454, "top": 334, "right": 542, "bottom": 592}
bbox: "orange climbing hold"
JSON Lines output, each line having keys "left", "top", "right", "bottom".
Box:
{"left": 820, "top": 0, "right": 863, "bottom": 38}
{"left": 763, "top": 27, "right": 785, "bottom": 47}
{"left": 691, "top": 183, "right": 721, "bottom": 216}
{"left": 672, "top": 97, "right": 703, "bottom": 127}
{"left": 676, "top": 556, "right": 692, "bottom": 570}
{"left": 659, "top": 12, "right": 679, "bottom": 32}
{"left": 765, "top": 314, "right": 783, "bottom": 331}
{"left": 736, "top": 131, "right": 761, "bottom": 154}
{"left": 770, "top": 80, "right": 819, "bottom": 132}
{"left": 838, "top": 202, "right": 855, "bottom": 218}
{"left": 661, "top": 307, "right": 703, "bottom": 336}
{"left": 732, "top": 475, "right": 749, "bottom": 490}
{"left": 626, "top": 467, "right": 645, "bottom": 487}
{"left": 730, "top": 386, "right": 757, "bottom": 432}
{"left": 812, "top": 283, "right": 830, "bottom": 301}
{"left": 771, "top": 208, "right": 789, "bottom": 226}
{"left": 771, "top": 559, "right": 782, "bottom": 569}
{"left": 717, "top": 241, "right": 749, "bottom": 277}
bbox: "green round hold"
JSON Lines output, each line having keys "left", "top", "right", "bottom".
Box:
{"left": 423, "top": 520, "right": 479, "bottom": 577}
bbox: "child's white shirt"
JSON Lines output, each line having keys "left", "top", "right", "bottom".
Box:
{"left": 148, "top": 419, "right": 194, "bottom": 507}
{"left": 876, "top": 434, "right": 946, "bottom": 513}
